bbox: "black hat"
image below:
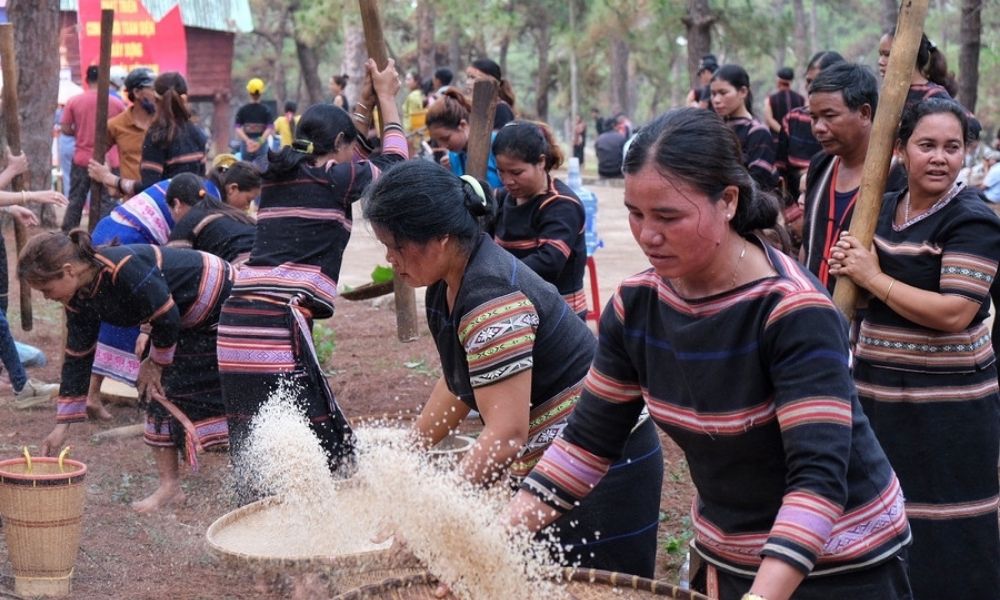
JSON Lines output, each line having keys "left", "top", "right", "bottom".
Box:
{"left": 124, "top": 67, "right": 155, "bottom": 91}
{"left": 777, "top": 67, "right": 795, "bottom": 81}
{"left": 697, "top": 54, "right": 719, "bottom": 75}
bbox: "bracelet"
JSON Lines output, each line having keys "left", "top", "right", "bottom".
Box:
{"left": 353, "top": 112, "right": 369, "bottom": 124}
{"left": 20, "top": 190, "right": 27, "bottom": 204}
{"left": 741, "top": 594, "right": 769, "bottom": 600}
{"left": 883, "top": 278, "right": 896, "bottom": 303}
{"left": 356, "top": 102, "right": 369, "bottom": 112}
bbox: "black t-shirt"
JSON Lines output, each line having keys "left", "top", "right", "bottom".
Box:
{"left": 235, "top": 102, "right": 273, "bottom": 139}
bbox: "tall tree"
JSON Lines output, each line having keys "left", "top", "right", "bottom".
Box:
{"left": 792, "top": 0, "right": 809, "bottom": 72}
{"left": 683, "top": 0, "right": 715, "bottom": 90}
{"left": 881, "top": 0, "right": 898, "bottom": 32}
{"left": 957, "top": 0, "right": 981, "bottom": 112}
{"left": 416, "top": 0, "right": 435, "bottom": 78}
{"left": 6, "top": 0, "right": 60, "bottom": 223}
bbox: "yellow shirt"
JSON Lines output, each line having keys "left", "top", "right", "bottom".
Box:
{"left": 273, "top": 114, "right": 301, "bottom": 148}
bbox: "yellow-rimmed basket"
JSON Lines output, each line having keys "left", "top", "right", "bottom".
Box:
{"left": 0, "top": 455, "right": 88, "bottom": 597}
{"left": 333, "top": 568, "right": 712, "bottom": 599}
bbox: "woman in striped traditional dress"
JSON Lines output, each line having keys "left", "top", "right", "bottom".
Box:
{"left": 710, "top": 64, "right": 779, "bottom": 192}
{"left": 505, "top": 108, "right": 913, "bottom": 599}
{"left": 491, "top": 121, "right": 587, "bottom": 318}
{"left": 217, "top": 59, "right": 407, "bottom": 502}
{"left": 165, "top": 173, "right": 256, "bottom": 266}
{"left": 830, "top": 98, "right": 1000, "bottom": 600}
{"left": 364, "top": 160, "right": 663, "bottom": 576}
{"left": 20, "top": 231, "right": 233, "bottom": 513}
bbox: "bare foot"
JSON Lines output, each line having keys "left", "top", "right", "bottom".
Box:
{"left": 131, "top": 483, "right": 186, "bottom": 514}
{"left": 86, "top": 402, "right": 113, "bottom": 421}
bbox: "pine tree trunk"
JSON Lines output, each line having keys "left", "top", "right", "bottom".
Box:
{"left": 6, "top": 0, "right": 61, "bottom": 226}
{"left": 533, "top": 18, "right": 551, "bottom": 121}
{"left": 295, "top": 40, "right": 323, "bottom": 106}
{"left": 683, "top": 0, "right": 715, "bottom": 90}
{"left": 792, "top": 0, "right": 809, "bottom": 75}
{"left": 610, "top": 36, "right": 630, "bottom": 115}
{"left": 340, "top": 24, "right": 367, "bottom": 107}
{"left": 958, "top": 0, "right": 981, "bottom": 112}
{"left": 882, "top": 0, "right": 898, "bottom": 32}
{"left": 416, "top": 0, "right": 435, "bottom": 80}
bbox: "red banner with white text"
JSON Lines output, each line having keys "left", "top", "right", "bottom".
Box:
{"left": 77, "top": 0, "right": 186, "bottom": 81}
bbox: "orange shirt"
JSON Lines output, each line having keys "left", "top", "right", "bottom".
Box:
{"left": 107, "top": 108, "right": 148, "bottom": 181}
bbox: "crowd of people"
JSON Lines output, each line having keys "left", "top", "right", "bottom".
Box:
{"left": 1, "top": 26, "right": 998, "bottom": 600}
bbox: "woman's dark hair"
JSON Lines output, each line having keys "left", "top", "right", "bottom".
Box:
{"left": 808, "top": 62, "right": 879, "bottom": 113}
{"left": 167, "top": 173, "right": 256, "bottom": 225}
{"left": 711, "top": 64, "right": 754, "bottom": 115}
{"left": 898, "top": 98, "right": 972, "bottom": 146}
{"left": 426, "top": 88, "right": 472, "bottom": 130}
{"left": 148, "top": 72, "right": 191, "bottom": 145}
{"left": 18, "top": 229, "right": 102, "bottom": 284}
{"left": 363, "top": 161, "right": 495, "bottom": 254}
{"left": 471, "top": 58, "right": 516, "bottom": 108}
{"left": 492, "top": 121, "right": 564, "bottom": 171}
{"left": 805, "top": 50, "right": 845, "bottom": 73}
{"left": 623, "top": 108, "right": 778, "bottom": 236}
{"left": 264, "top": 103, "right": 354, "bottom": 178}
{"left": 207, "top": 160, "right": 262, "bottom": 204}
{"left": 885, "top": 30, "right": 952, "bottom": 90}
{"left": 331, "top": 74, "right": 349, "bottom": 89}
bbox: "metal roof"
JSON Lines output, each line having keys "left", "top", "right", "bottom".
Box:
{"left": 60, "top": 0, "right": 254, "bottom": 33}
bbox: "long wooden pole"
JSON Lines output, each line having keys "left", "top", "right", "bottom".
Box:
{"left": 464, "top": 80, "right": 499, "bottom": 180}
{"left": 832, "top": 0, "right": 930, "bottom": 321}
{"left": 0, "top": 23, "right": 33, "bottom": 331}
{"left": 87, "top": 9, "right": 114, "bottom": 232}
{"left": 359, "top": 0, "right": 420, "bottom": 342}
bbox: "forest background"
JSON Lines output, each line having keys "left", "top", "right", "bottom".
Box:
{"left": 236, "top": 0, "right": 999, "bottom": 143}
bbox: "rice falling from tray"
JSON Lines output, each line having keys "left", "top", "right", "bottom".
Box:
{"left": 236, "top": 384, "right": 566, "bottom": 599}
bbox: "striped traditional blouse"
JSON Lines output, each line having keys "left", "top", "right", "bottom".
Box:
{"left": 522, "top": 237, "right": 911, "bottom": 577}
{"left": 856, "top": 184, "right": 1000, "bottom": 374}
{"left": 56, "top": 245, "right": 232, "bottom": 423}
{"left": 725, "top": 116, "right": 779, "bottom": 191}
{"left": 426, "top": 234, "right": 596, "bottom": 481}
{"left": 236, "top": 126, "right": 408, "bottom": 318}
{"left": 493, "top": 177, "right": 587, "bottom": 314}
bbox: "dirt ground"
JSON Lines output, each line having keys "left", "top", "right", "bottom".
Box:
{"left": 0, "top": 180, "right": 696, "bottom": 599}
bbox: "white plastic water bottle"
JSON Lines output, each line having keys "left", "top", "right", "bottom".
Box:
{"left": 567, "top": 157, "right": 603, "bottom": 257}
{"left": 678, "top": 550, "right": 691, "bottom": 590}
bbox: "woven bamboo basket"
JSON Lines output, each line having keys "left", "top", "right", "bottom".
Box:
{"left": 0, "top": 456, "right": 88, "bottom": 598}
{"left": 206, "top": 495, "right": 425, "bottom": 592}
{"left": 333, "top": 568, "right": 712, "bottom": 599}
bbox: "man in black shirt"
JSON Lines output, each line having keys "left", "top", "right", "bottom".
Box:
{"left": 235, "top": 78, "right": 274, "bottom": 163}
{"left": 594, "top": 113, "right": 629, "bottom": 179}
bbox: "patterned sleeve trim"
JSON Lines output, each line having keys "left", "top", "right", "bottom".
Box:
{"left": 56, "top": 396, "right": 88, "bottom": 424}
{"left": 149, "top": 343, "right": 176, "bottom": 366}
{"left": 940, "top": 251, "right": 996, "bottom": 301}
{"left": 775, "top": 396, "right": 852, "bottom": 431}
{"left": 520, "top": 437, "right": 613, "bottom": 512}
{"left": 458, "top": 292, "right": 538, "bottom": 388}
{"left": 583, "top": 367, "right": 642, "bottom": 404}
{"left": 763, "top": 489, "right": 844, "bottom": 573}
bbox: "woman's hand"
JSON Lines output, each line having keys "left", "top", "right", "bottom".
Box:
{"left": 28, "top": 190, "right": 69, "bottom": 207}
{"left": 368, "top": 58, "right": 401, "bottom": 101}
{"left": 41, "top": 424, "right": 70, "bottom": 457}
{"left": 5, "top": 150, "right": 28, "bottom": 177}
{"left": 6, "top": 205, "right": 39, "bottom": 227}
{"left": 87, "top": 159, "right": 116, "bottom": 187}
{"left": 827, "top": 232, "right": 882, "bottom": 291}
{"left": 134, "top": 332, "right": 150, "bottom": 357}
{"left": 136, "top": 357, "right": 166, "bottom": 403}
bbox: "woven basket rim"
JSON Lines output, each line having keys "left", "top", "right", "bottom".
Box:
{"left": 205, "top": 495, "right": 395, "bottom": 567}
{"left": 0, "top": 457, "right": 88, "bottom": 481}
{"left": 333, "top": 568, "right": 712, "bottom": 599}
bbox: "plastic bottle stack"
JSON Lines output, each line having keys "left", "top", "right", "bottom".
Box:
{"left": 566, "top": 157, "right": 603, "bottom": 257}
